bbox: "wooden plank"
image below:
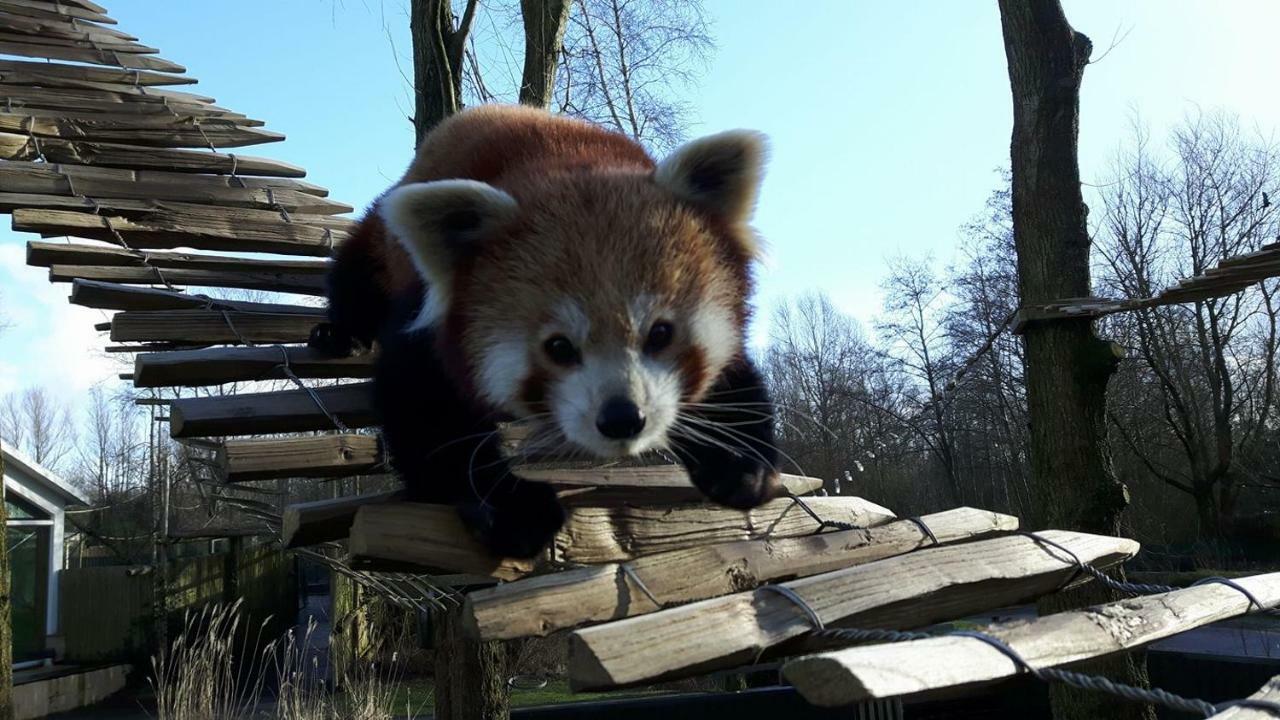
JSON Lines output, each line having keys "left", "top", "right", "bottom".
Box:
{"left": 109, "top": 309, "right": 321, "bottom": 344}
{"left": 0, "top": 40, "right": 184, "bottom": 72}
{"left": 169, "top": 382, "right": 375, "bottom": 437}
{"left": 551, "top": 496, "right": 895, "bottom": 565}
{"left": 465, "top": 507, "right": 1020, "bottom": 641}
{"left": 781, "top": 571, "right": 1280, "bottom": 707}
{"left": 69, "top": 278, "right": 328, "bottom": 313}
{"left": 134, "top": 345, "right": 372, "bottom": 388}
{"left": 566, "top": 530, "right": 1139, "bottom": 691}
{"left": 0, "top": 87, "right": 227, "bottom": 117}
{"left": 350, "top": 496, "right": 896, "bottom": 577}
{"left": 3, "top": 166, "right": 347, "bottom": 213}
{"left": 0, "top": 0, "right": 116, "bottom": 25}
{"left": 220, "top": 434, "right": 382, "bottom": 483}
{"left": 282, "top": 490, "right": 401, "bottom": 548}
{"left": 0, "top": 161, "right": 331, "bottom": 197}
{"left": 14, "top": 208, "right": 340, "bottom": 256}
{"left": 0, "top": 15, "right": 138, "bottom": 43}
{"left": 0, "top": 112, "right": 283, "bottom": 148}
{"left": 522, "top": 465, "right": 821, "bottom": 494}
{"left": 348, "top": 503, "right": 541, "bottom": 581}
{"left": 51, "top": 265, "right": 327, "bottom": 296}
{"left": 28, "top": 242, "right": 330, "bottom": 273}
{"left": 0, "top": 31, "right": 156, "bottom": 54}
{"left": 1209, "top": 676, "right": 1280, "bottom": 719}
{"left": 11, "top": 196, "right": 350, "bottom": 231}
{"left": 0, "top": 136, "right": 305, "bottom": 177}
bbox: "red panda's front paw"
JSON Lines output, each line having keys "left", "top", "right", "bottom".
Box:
{"left": 690, "top": 461, "right": 782, "bottom": 510}
{"left": 457, "top": 481, "right": 565, "bottom": 559}
{"left": 308, "top": 322, "right": 359, "bottom": 358}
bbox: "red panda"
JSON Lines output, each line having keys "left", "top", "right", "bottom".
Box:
{"left": 312, "top": 105, "right": 780, "bottom": 558}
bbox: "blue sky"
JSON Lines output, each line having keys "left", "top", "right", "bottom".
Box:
{"left": 2, "top": 0, "right": 1279, "bottom": 417}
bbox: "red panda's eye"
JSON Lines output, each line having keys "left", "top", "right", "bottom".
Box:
{"left": 543, "top": 335, "right": 579, "bottom": 366}
{"left": 644, "top": 321, "right": 675, "bottom": 354}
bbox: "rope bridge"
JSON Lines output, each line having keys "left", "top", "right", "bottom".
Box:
{"left": 2, "top": 2, "right": 1280, "bottom": 716}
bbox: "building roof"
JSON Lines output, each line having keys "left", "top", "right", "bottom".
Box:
{"left": 2, "top": 443, "right": 90, "bottom": 507}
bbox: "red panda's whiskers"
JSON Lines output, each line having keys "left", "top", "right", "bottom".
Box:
{"left": 677, "top": 413, "right": 802, "bottom": 478}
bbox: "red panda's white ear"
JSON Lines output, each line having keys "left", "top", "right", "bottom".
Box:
{"left": 655, "top": 130, "right": 768, "bottom": 225}
{"left": 379, "top": 180, "right": 518, "bottom": 287}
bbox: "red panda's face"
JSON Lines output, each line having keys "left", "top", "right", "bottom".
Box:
{"left": 381, "top": 130, "right": 766, "bottom": 460}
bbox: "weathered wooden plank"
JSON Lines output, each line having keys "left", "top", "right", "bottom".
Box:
{"left": 69, "top": 279, "right": 327, "bottom": 313}
{"left": 282, "top": 490, "right": 401, "bottom": 548}
{"left": 0, "top": 0, "right": 116, "bottom": 25}
{"left": 51, "top": 265, "right": 327, "bottom": 296}
{"left": 28, "top": 242, "right": 330, "bottom": 273}
{"left": 0, "top": 161, "right": 330, "bottom": 196}
{"left": 0, "top": 112, "right": 282, "bottom": 148}
{"left": 133, "top": 345, "right": 371, "bottom": 388}
{"left": 567, "top": 531, "right": 1139, "bottom": 691}
{"left": 0, "top": 86, "right": 225, "bottom": 117}
{"left": 3, "top": 166, "right": 346, "bottom": 212}
{"left": 0, "top": 40, "right": 184, "bottom": 72}
{"left": 552, "top": 496, "right": 895, "bottom": 565}
{"left": 220, "top": 433, "right": 382, "bottom": 483}
{"left": 520, "top": 465, "right": 817, "bottom": 494}
{"left": 14, "top": 208, "right": 340, "bottom": 256}
{"left": 781, "top": 571, "right": 1280, "bottom": 707}
{"left": 169, "top": 382, "right": 374, "bottom": 437}
{"left": 348, "top": 503, "right": 541, "bottom": 581}
{"left": 0, "top": 30, "right": 156, "bottom": 54}
{"left": 1208, "top": 676, "right": 1280, "bottom": 719}
{"left": 0, "top": 136, "right": 305, "bottom": 177}
{"left": 12, "top": 197, "right": 350, "bottom": 230}
{"left": 0, "top": 105, "right": 260, "bottom": 127}
{"left": 109, "top": 309, "right": 320, "bottom": 345}
{"left": 350, "top": 496, "right": 896, "bottom": 579}
{"left": 465, "top": 507, "right": 1019, "bottom": 641}
{"left": 0, "top": 15, "right": 137, "bottom": 44}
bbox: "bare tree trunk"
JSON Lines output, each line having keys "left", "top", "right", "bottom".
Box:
{"left": 410, "top": 0, "right": 478, "bottom": 144}
{"left": 519, "top": 0, "right": 572, "bottom": 108}
{"left": 997, "top": 2, "right": 1154, "bottom": 719}
{"left": 0, "top": 451, "right": 12, "bottom": 720}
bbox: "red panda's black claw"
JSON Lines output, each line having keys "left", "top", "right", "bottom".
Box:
{"left": 308, "top": 322, "right": 359, "bottom": 358}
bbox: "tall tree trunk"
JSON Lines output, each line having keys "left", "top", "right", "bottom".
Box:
{"left": 0, "top": 450, "right": 12, "bottom": 720}
{"left": 410, "top": 0, "right": 477, "bottom": 144}
{"left": 434, "top": 603, "right": 508, "bottom": 720}
{"left": 518, "top": 0, "right": 572, "bottom": 108}
{"left": 996, "top": 2, "right": 1154, "bottom": 719}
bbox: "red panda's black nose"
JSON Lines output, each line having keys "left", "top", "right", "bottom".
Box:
{"left": 596, "top": 397, "right": 646, "bottom": 440}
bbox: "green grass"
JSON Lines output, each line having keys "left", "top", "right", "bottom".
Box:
{"left": 390, "top": 678, "right": 673, "bottom": 716}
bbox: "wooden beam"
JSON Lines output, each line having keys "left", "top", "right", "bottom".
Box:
{"left": 348, "top": 503, "right": 540, "bottom": 581}
{"left": 0, "top": 0, "right": 116, "bottom": 26}
{"left": 282, "top": 490, "right": 401, "bottom": 548}
{"left": 551, "top": 496, "right": 895, "bottom": 565}
{"left": 70, "top": 279, "right": 328, "bottom": 313}
{"left": 0, "top": 31, "right": 158, "bottom": 54}
{"left": 566, "top": 530, "right": 1139, "bottom": 691}
{"left": 521, "top": 465, "right": 821, "bottom": 495}
{"left": 0, "top": 136, "right": 305, "bottom": 177}
{"left": 134, "top": 346, "right": 372, "bottom": 388}
{"left": 3, "top": 166, "right": 347, "bottom": 213}
{"left": 110, "top": 309, "right": 320, "bottom": 344}
{"left": 29, "top": 242, "right": 330, "bottom": 273}
{"left": 0, "top": 40, "right": 185, "bottom": 72}
{"left": 221, "top": 433, "right": 382, "bottom": 483}
{"left": 0, "top": 111, "right": 283, "bottom": 148}
{"left": 465, "top": 507, "right": 1019, "bottom": 641}
{"left": 349, "top": 496, "right": 895, "bottom": 578}
{"left": 14, "top": 208, "right": 340, "bottom": 256}
{"left": 781, "top": 571, "right": 1280, "bottom": 707}
{"left": 0, "top": 161, "right": 330, "bottom": 196}
{"left": 51, "top": 265, "right": 327, "bottom": 296}
{"left": 169, "top": 382, "right": 375, "bottom": 437}
{"left": 1208, "top": 676, "right": 1280, "bottom": 719}
{"left": 0, "top": 14, "right": 136, "bottom": 44}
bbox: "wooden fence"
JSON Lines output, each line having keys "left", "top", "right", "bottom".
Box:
{"left": 59, "top": 543, "right": 296, "bottom": 663}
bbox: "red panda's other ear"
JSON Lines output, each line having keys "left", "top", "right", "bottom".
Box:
{"left": 379, "top": 180, "right": 518, "bottom": 288}
{"left": 655, "top": 130, "right": 768, "bottom": 225}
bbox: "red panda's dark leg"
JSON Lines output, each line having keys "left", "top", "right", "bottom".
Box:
{"left": 311, "top": 213, "right": 393, "bottom": 357}
{"left": 673, "top": 356, "right": 782, "bottom": 509}
{"left": 373, "top": 309, "right": 565, "bottom": 558}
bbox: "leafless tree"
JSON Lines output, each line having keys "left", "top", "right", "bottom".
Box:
{"left": 1097, "top": 113, "right": 1280, "bottom": 539}
{"left": 0, "top": 386, "right": 75, "bottom": 471}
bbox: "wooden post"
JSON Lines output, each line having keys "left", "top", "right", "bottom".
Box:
{"left": 434, "top": 603, "right": 508, "bottom": 720}
{"left": 996, "top": 2, "right": 1152, "bottom": 719}
{"left": 0, "top": 449, "right": 14, "bottom": 720}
